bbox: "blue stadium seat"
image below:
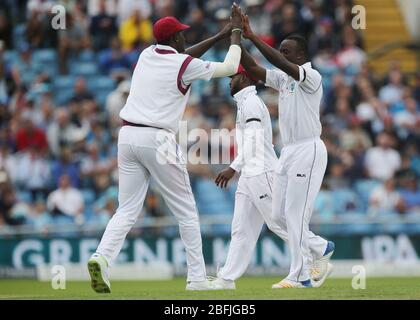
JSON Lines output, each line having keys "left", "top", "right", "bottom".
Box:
{"left": 354, "top": 179, "right": 381, "bottom": 211}
{"left": 54, "top": 75, "right": 76, "bottom": 90}
{"left": 12, "top": 24, "right": 26, "bottom": 49}
{"left": 89, "top": 76, "right": 116, "bottom": 91}
{"left": 332, "top": 188, "right": 361, "bottom": 214}
{"left": 314, "top": 190, "right": 335, "bottom": 218}
{"left": 16, "top": 190, "right": 32, "bottom": 203}
{"left": 70, "top": 62, "right": 99, "bottom": 78}
{"left": 76, "top": 50, "right": 96, "bottom": 63}
{"left": 3, "top": 50, "right": 18, "bottom": 65}
{"left": 32, "top": 49, "right": 57, "bottom": 65}
{"left": 194, "top": 179, "right": 233, "bottom": 215}
{"left": 81, "top": 189, "right": 96, "bottom": 205}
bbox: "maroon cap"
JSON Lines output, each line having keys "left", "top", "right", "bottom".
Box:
{"left": 236, "top": 64, "right": 258, "bottom": 82}
{"left": 153, "top": 16, "right": 190, "bottom": 42}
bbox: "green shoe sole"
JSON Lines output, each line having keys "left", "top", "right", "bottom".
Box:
{"left": 87, "top": 259, "right": 111, "bottom": 294}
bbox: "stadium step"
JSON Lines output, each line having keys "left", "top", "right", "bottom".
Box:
{"left": 355, "top": 0, "right": 418, "bottom": 75}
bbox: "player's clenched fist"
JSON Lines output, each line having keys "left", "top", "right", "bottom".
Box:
{"left": 215, "top": 167, "right": 237, "bottom": 188}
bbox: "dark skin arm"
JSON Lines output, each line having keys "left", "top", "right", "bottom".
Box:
{"left": 215, "top": 167, "right": 237, "bottom": 188}
{"left": 242, "top": 14, "right": 300, "bottom": 80}
{"left": 184, "top": 22, "right": 232, "bottom": 58}
{"left": 240, "top": 45, "right": 266, "bottom": 82}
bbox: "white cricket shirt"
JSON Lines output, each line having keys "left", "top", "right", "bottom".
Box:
{"left": 230, "top": 86, "right": 278, "bottom": 177}
{"left": 265, "top": 62, "right": 323, "bottom": 146}
{"left": 119, "top": 44, "right": 217, "bottom": 133}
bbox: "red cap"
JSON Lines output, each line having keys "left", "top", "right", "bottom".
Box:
{"left": 236, "top": 64, "right": 258, "bottom": 82}
{"left": 153, "top": 16, "right": 190, "bottom": 42}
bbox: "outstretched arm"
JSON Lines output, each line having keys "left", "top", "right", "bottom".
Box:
{"left": 210, "top": 2, "right": 243, "bottom": 78}
{"left": 242, "top": 14, "right": 299, "bottom": 80}
{"left": 240, "top": 45, "right": 266, "bottom": 82}
{"left": 184, "top": 23, "right": 232, "bottom": 58}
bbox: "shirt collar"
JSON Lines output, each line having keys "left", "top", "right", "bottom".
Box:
{"left": 233, "top": 86, "right": 257, "bottom": 104}
{"left": 155, "top": 44, "right": 179, "bottom": 54}
{"left": 302, "top": 61, "right": 312, "bottom": 68}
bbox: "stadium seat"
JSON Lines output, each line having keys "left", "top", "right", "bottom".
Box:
{"left": 354, "top": 179, "right": 381, "bottom": 211}
{"left": 54, "top": 75, "right": 76, "bottom": 90}
{"left": 69, "top": 62, "right": 99, "bottom": 78}
{"left": 81, "top": 189, "right": 96, "bottom": 206}
{"left": 32, "top": 49, "right": 57, "bottom": 65}
{"left": 3, "top": 50, "right": 18, "bottom": 65}
{"left": 76, "top": 50, "right": 96, "bottom": 63}
{"left": 16, "top": 190, "right": 32, "bottom": 203}
{"left": 332, "top": 188, "right": 361, "bottom": 214}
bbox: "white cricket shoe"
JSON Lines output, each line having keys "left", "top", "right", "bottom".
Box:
{"left": 312, "top": 263, "right": 333, "bottom": 288}
{"left": 186, "top": 278, "right": 219, "bottom": 291}
{"left": 312, "top": 241, "right": 335, "bottom": 284}
{"left": 212, "top": 278, "right": 236, "bottom": 290}
{"left": 272, "top": 278, "right": 313, "bottom": 289}
{"left": 87, "top": 253, "right": 111, "bottom": 293}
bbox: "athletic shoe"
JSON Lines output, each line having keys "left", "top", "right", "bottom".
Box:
{"left": 272, "top": 278, "right": 313, "bottom": 289}
{"left": 186, "top": 278, "right": 219, "bottom": 291}
{"left": 87, "top": 253, "right": 111, "bottom": 293}
{"left": 312, "top": 263, "right": 333, "bottom": 288}
{"left": 211, "top": 278, "right": 236, "bottom": 290}
{"left": 312, "top": 240, "right": 335, "bottom": 282}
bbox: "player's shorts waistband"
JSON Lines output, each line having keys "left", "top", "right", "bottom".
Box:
{"left": 122, "top": 120, "right": 163, "bottom": 130}
{"left": 283, "top": 136, "right": 321, "bottom": 147}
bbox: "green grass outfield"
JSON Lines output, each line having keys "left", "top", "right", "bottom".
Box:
{"left": 1, "top": 277, "right": 420, "bottom": 300}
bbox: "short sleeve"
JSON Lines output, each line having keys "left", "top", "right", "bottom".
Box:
{"left": 265, "top": 69, "right": 287, "bottom": 91}
{"left": 242, "top": 96, "right": 264, "bottom": 124}
{"left": 298, "top": 65, "right": 322, "bottom": 93}
{"left": 182, "top": 58, "right": 217, "bottom": 85}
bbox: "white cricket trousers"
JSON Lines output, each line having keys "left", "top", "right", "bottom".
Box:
{"left": 273, "top": 137, "right": 328, "bottom": 282}
{"left": 218, "top": 170, "right": 327, "bottom": 281}
{"left": 96, "top": 126, "right": 206, "bottom": 282}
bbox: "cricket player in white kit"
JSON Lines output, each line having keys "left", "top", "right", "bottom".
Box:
{"left": 211, "top": 66, "right": 333, "bottom": 290}
{"left": 239, "top": 14, "right": 335, "bottom": 289}
{"left": 88, "top": 4, "right": 245, "bottom": 293}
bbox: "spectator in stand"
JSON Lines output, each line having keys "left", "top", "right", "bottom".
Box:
{"left": 51, "top": 148, "right": 80, "bottom": 188}
{"left": 369, "top": 178, "right": 402, "bottom": 216}
{"left": 336, "top": 26, "right": 366, "bottom": 72}
{"left": 413, "top": 72, "right": 420, "bottom": 105}
{"left": 89, "top": 0, "right": 117, "bottom": 51}
{"left": 98, "top": 37, "right": 131, "bottom": 76}
{"left": 80, "top": 142, "right": 114, "bottom": 193}
{"left": 15, "top": 117, "right": 48, "bottom": 153}
{"left": 57, "top": 12, "right": 89, "bottom": 74}
{"left": 0, "top": 12, "right": 12, "bottom": 50}
{"left": 47, "top": 107, "right": 86, "bottom": 157}
{"left": 379, "top": 70, "right": 405, "bottom": 106}
{"left": 105, "top": 79, "right": 130, "bottom": 128}
{"left": 0, "top": 174, "right": 25, "bottom": 226}
{"left": 183, "top": 8, "right": 208, "bottom": 45}
{"left": 364, "top": 132, "right": 401, "bottom": 180}
{"left": 10, "top": 43, "right": 36, "bottom": 87}
{"left": 339, "top": 115, "right": 372, "bottom": 152}
{"left": 118, "top": 10, "right": 152, "bottom": 51}
{"left": 397, "top": 173, "right": 420, "bottom": 214}
{"left": 13, "top": 146, "right": 51, "bottom": 201}
{"left": 72, "top": 78, "right": 94, "bottom": 103}
{"left": 117, "top": 0, "right": 152, "bottom": 24}
{"left": 47, "top": 174, "right": 84, "bottom": 222}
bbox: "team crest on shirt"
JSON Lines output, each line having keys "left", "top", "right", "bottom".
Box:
{"left": 288, "top": 81, "right": 296, "bottom": 93}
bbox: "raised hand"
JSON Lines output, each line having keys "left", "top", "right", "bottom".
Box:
{"left": 241, "top": 13, "right": 254, "bottom": 40}
{"left": 230, "top": 2, "right": 242, "bottom": 30}
{"left": 218, "top": 22, "right": 232, "bottom": 39}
